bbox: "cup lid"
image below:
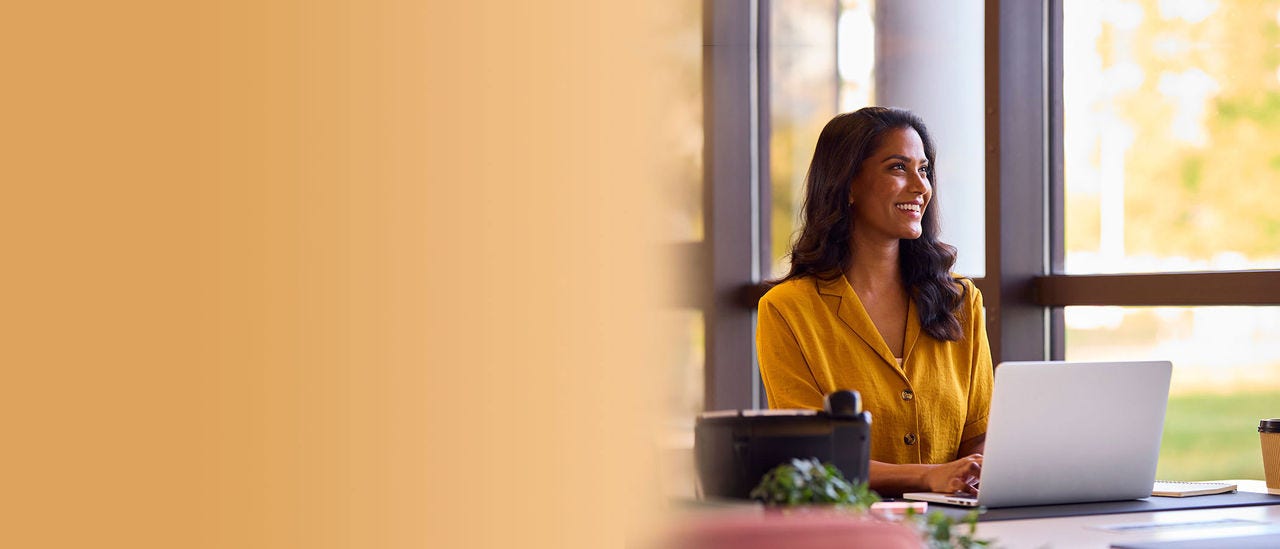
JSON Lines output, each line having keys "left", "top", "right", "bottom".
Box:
{"left": 1259, "top": 419, "right": 1280, "bottom": 433}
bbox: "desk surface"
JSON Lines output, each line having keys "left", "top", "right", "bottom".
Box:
{"left": 978, "top": 480, "right": 1280, "bottom": 549}
{"left": 673, "top": 476, "right": 1280, "bottom": 548}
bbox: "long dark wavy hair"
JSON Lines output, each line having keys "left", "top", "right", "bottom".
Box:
{"left": 778, "top": 107, "right": 968, "bottom": 341}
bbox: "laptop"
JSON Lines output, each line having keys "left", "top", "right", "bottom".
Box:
{"left": 904, "top": 360, "right": 1172, "bottom": 508}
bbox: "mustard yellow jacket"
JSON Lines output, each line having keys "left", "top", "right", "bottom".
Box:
{"left": 757, "top": 275, "right": 993, "bottom": 465}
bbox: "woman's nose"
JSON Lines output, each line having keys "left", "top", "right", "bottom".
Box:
{"left": 910, "top": 171, "right": 930, "bottom": 193}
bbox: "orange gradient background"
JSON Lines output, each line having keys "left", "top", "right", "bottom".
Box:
{"left": 1, "top": 1, "right": 672, "bottom": 547}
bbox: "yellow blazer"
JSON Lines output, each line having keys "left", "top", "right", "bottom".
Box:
{"left": 757, "top": 275, "right": 993, "bottom": 465}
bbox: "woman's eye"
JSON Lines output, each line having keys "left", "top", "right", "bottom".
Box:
{"left": 892, "top": 163, "right": 906, "bottom": 171}
{"left": 918, "top": 166, "right": 929, "bottom": 175}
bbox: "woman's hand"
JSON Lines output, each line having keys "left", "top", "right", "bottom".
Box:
{"left": 923, "top": 454, "right": 982, "bottom": 495}
{"left": 867, "top": 455, "right": 983, "bottom": 497}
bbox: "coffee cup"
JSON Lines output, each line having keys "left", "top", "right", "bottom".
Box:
{"left": 1260, "top": 419, "right": 1280, "bottom": 495}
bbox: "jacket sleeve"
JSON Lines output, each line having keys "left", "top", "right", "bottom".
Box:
{"left": 959, "top": 282, "right": 994, "bottom": 445}
{"left": 757, "top": 297, "right": 826, "bottom": 410}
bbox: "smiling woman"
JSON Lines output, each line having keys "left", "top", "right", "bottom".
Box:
{"left": 756, "top": 107, "right": 993, "bottom": 498}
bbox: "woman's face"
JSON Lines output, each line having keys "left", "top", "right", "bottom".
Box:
{"left": 848, "top": 126, "right": 932, "bottom": 242}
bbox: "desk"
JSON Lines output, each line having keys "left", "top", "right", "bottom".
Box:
{"left": 977, "top": 480, "right": 1280, "bottom": 548}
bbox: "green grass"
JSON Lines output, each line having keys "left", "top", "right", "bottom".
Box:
{"left": 1155, "top": 391, "right": 1278, "bottom": 481}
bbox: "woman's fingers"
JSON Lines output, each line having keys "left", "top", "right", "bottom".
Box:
{"left": 926, "top": 454, "right": 987, "bottom": 494}
{"left": 953, "top": 473, "right": 979, "bottom": 495}
{"left": 953, "top": 455, "right": 983, "bottom": 494}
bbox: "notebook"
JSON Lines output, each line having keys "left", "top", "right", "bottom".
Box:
{"left": 1151, "top": 481, "right": 1236, "bottom": 497}
{"left": 904, "top": 360, "right": 1173, "bottom": 508}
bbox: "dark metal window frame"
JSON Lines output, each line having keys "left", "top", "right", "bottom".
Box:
{"left": 697, "top": 0, "right": 773, "bottom": 411}
{"left": 983, "top": 0, "right": 1051, "bottom": 364}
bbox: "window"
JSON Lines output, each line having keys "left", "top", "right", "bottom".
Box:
{"left": 769, "top": 0, "right": 839, "bottom": 279}
{"left": 667, "top": 0, "right": 705, "bottom": 421}
{"left": 696, "top": 2, "right": 1280, "bottom": 472}
{"left": 1065, "top": 306, "right": 1280, "bottom": 479}
{"left": 1063, "top": 0, "right": 1280, "bottom": 274}
{"left": 1038, "top": 0, "right": 1280, "bottom": 480}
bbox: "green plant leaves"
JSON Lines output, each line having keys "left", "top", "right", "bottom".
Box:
{"left": 749, "top": 458, "right": 993, "bottom": 548}
{"left": 748, "top": 457, "right": 879, "bottom": 508}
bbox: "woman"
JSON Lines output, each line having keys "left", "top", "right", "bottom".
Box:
{"left": 757, "top": 107, "right": 992, "bottom": 497}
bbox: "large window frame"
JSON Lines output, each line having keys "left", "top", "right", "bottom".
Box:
{"left": 690, "top": 0, "right": 1280, "bottom": 412}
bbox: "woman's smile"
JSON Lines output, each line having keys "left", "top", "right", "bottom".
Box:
{"left": 895, "top": 201, "right": 924, "bottom": 217}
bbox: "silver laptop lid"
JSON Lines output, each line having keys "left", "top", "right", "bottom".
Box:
{"left": 978, "top": 360, "right": 1172, "bottom": 508}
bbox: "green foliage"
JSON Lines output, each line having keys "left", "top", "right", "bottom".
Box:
{"left": 750, "top": 458, "right": 993, "bottom": 548}
{"left": 1157, "top": 390, "right": 1279, "bottom": 480}
{"left": 1179, "top": 156, "right": 1202, "bottom": 194}
{"left": 906, "top": 506, "right": 990, "bottom": 549}
{"left": 748, "top": 457, "right": 879, "bottom": 508}
{"left": 1216, "top": 92, "right": 1280, "bottom": 125}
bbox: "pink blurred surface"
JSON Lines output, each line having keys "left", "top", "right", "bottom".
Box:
{"left": 666, "top": 509, "right": 921, "bottom": 549}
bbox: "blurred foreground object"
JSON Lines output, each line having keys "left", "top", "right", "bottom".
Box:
{"left": 666, "top": 508, "right": 921, "bottom": 549}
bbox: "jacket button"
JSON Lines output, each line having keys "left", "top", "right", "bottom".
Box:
{"left": 904, "top": 433, "right": 917, "bottom": 445}
{"left": 901, "top": 389, "right": 914, "bottom": 401}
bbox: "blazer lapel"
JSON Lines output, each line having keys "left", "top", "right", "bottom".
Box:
{"left": 817, "top": 276, "right": 901, "bottom": 370}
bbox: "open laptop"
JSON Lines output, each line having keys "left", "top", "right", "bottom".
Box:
{"left": 904, "top": 360, "right": 1172, "bottom": 508}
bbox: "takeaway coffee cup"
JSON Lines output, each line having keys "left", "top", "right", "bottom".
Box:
{"left": 1261, "top": 419, "right": 1280, "bottom": 495}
